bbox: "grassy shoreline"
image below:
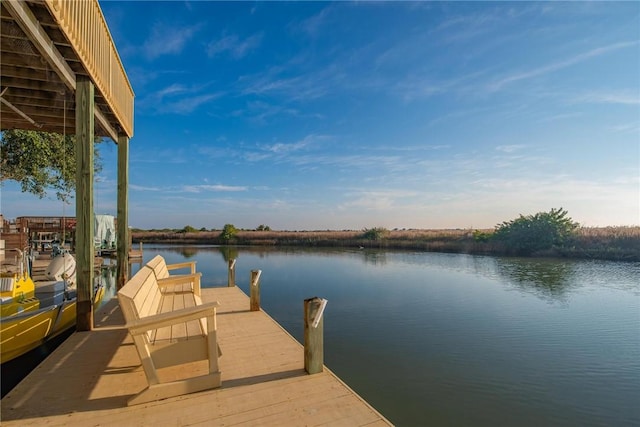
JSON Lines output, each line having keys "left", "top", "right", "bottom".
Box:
{"left": 132, "top": 227, "right": 640, "bottom": 262}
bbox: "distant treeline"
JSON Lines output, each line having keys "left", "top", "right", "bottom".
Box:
{"left": 131, "top": 226, "right": 640, "bottom": 262}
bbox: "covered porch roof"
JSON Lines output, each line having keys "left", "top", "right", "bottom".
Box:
{"left": 1, "top": 0, "right": 134, "bottom": 140}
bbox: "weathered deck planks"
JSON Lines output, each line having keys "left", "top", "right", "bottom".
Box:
{"left": 1, "top": 286, "right": 392, "bottom": 426}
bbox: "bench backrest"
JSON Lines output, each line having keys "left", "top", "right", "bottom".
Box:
{"left": 118, "top": 266, "right": 162, "bottom": 324}
{"left": 146, "top": 254, "right": 170, "bottom": 280}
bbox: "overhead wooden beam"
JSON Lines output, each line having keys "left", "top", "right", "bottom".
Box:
{"left": 0, "top": 90, "right": 42, "bottom": 127}
{"left": 0, "top": 92, "right": 69, "bottom": 107}
{"left": 0, "top": 101, "right": 71, "bottom": 120}
{"left": 95, "top": 107, "right": 118, "bottom": 142}
{"left": 0, "top": 75, "right": 68, "bottom": 92}
{"left": 75, "top": 76, "right": 95, "bottom": 332}
{"left": 0, "top": 46, "right": 42, "bottom": 64}
{"left": 1, "top": 63, "right": 60, "bottom": 81}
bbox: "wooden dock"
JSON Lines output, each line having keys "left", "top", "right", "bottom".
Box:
{"left": 1, "top": 286, "right": 392, "bottom": 426}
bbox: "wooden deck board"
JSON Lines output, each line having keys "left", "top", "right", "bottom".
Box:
{"left": 1, "top": 286, "right": 392, "bottom": 426}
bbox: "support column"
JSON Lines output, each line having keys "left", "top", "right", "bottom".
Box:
{"left": 117, "top": 135, "right": 129, "bottom": 289}
{"left": 75, "top": 76, "right": 94, "bottom": 331}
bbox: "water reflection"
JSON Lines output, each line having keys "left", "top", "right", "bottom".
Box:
{"left": 493, "top": 258, "right": 578, "bottom": 302}
{"left": 219, "top": 246, "right": 239, "bottom": 262}
{"left": 95, "top": 265, "right": 118, "bottom": 305}
{"left": 361, "top": 250, "right": 388, "bottom": 266}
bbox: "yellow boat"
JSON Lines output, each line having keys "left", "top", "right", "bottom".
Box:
{"left": 0, "top": 264, "right": 39, "bottom": 318}
{"left": 0, "top": 250, "right": 105, "bottom": 364}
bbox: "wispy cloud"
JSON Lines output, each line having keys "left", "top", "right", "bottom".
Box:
{"left": 574, "top": 90, "right": 640, "bottom": 106}
{"left": 262, "top": 134, "right": 328, "bottom": 154}
{"left": 488, "top": 41, "right": 639, "bottom": 91}
{"left": 496, "top": 145, "right": 526, "bottom": 153}
{"left": 231, "top": 100, "right": 322, "bottom": 125}
{"left": 138, "top": 83, "right": 222, "bottom": 114}
{"left": 130, "top": 184, "right": 162, "bottom": 192}
{"left": 161, "top": 93, "right": 221, "bottom": 114}
{"left": 182, "top": 184, "right": 247, "bottom": 193}
{"left": 394, "top": 69, "right": 490, "bottom": 102}
{"left": 238, "top": 64, "right": 345, "bottom": 101}
{"left": 206, "top": 33, "right": 263, "bottom": 59}
{"left": 142, "top": 23, "right": 201, "bottom": 59}
{"left": 338, "top": 189, "right": 419, "bottom": 212}
{"left": 610, "top": 122, "right": 640, "bottom": 134}
{"left": 291, "top": 5, "right": 334, "bottom": 37}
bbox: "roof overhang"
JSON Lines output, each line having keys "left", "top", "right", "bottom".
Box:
{"left": 1, "top": 0, "right": 134, "bottom": 141}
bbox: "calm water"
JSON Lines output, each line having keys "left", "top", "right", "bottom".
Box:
{"left": 131, "top": 245, "right": 639, "bottom": 427}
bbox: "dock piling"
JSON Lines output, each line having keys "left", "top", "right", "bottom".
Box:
{"left": 227, "top": 259, "right": 236, "bottom": 287}
{"left": 304, "top": 297, "right": 327, "bottom": 374}
{"left": 250, "top": 269, "right": 262, "bottom": 311}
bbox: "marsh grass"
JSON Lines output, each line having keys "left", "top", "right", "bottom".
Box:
{"left": 132, "top": 226, "right": 639, "bottom": 261}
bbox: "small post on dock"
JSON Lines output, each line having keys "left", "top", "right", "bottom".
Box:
{"left": 250, "top": 269, "right": 262, "bottom": 311}
{"left": 304, "top": 297, "right": 328, "bottom": 374}
{"left": 227, "top": 259, "right": 236, "bottom": 287}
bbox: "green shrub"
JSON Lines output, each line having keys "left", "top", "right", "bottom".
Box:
{"left": 492, "top": 208, "right": 578, "bottom": 255}
{"left": 473, "top": 230, "right": 492, "bottom": 242}
{"left": 362, "top": 227, "right": 389, "bottom": 241}
{"left": 220, "top": 224, "right": 238, "bottom": 242}
{"left": 179, "top": 225, "right": 197, "bottom": 233}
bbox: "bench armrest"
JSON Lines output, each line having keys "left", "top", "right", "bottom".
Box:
{"left": 167, "top": 261, "right": 197, "bottom": 274}
{"left": 127, "top": 301, "right": 220, "bottom": 336}
{"left": 157, "top": 272, "right": 202, "bottom": 295}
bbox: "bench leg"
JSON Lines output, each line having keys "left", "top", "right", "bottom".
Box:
{"left": 133, "top": 335, "right": 160, "bottom": 385}
{"left": 206, "top": 312, "right": 220, "bottom": 373}
{"left": 128, "top": 372, "right": 222, "bottom": 406}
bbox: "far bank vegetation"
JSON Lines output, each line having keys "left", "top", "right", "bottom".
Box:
{"left": 132, "top": 209, "right": 640, "bottom": 262}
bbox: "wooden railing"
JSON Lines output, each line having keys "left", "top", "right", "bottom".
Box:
{"left": 45, "top": 0, "right": 134, "bottom": 137}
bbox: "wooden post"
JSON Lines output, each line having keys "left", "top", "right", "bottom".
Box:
{"left": 250, "top": 269, "right": 262, "bottom": 311}
{"left": 75, "top": 76, "right": 94, "bottom": 331}
{"left": 304, "top": 297, "right": 327, "bottom": 374}
{"left": 227, "top": 259, "right": 236, "bottom": 287}
{"left": 116, "top": 134, "right": 129, "bottom": 290}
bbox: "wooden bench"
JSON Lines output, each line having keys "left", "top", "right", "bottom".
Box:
{"left": 145, "top": 255, "right": 201, "bottom": 295}
{"left": 117, "top": 261, "right": 221, "bottom": 406}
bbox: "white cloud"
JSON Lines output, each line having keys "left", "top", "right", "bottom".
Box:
{"left": 181, "top": 184, "right": 248, "bottom": 193}
{"left": 129, "top": 184, "right": 162, "bottom": 192}
{"left": 142, "top": 23, "right": 201, "bottom": 60}
{"left": 161, "top": 93, "right": 222, "bottom": 114}
{"left": 138, "top": 83, "right": 222, "bottom": 115}
{"left": 495, "top": 145, "right": 526, "bottom": 153}
{"left": 488, "top": 41, "right": 639, "bottom": 91}
{"left": 206, "top": 33, "right": 263, "bottom": 59}
{"left": 574, "top": 90, "right": 640, "bottom": 106}
{"left": 610, "top": 122, "right": 640, "bottom": 134}
{"left": 293, "top": 6, "right": 334, "bottom": 37}
{"left": 262, "top": 134, "right": 327, "bottom": 154}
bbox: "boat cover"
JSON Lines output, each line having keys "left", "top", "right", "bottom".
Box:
{"left": 95, "top": 214, "right": 117, "bottom": 249}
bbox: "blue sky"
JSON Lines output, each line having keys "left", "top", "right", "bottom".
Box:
{"left": 2, "top": 1, "right": 639, "bottom": 230}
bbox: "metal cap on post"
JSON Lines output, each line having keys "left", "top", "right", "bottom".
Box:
{"left": 304, "top": 296, "right": 328, "bottom": 374}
